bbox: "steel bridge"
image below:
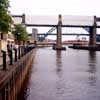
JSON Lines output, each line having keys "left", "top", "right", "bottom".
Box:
{"left": 12, "top": 14, "right": 100, "bottom": 48}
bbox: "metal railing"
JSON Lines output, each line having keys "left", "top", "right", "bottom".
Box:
{"left": 0, "top": 45, "right": 35, "bottom": 71}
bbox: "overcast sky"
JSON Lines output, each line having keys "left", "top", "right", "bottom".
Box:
{"left": 9, "top": 0, "right": 100, "bottom": 16}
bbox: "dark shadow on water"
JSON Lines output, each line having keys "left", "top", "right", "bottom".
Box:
{"left": 55, "top": 50, "right": 66, "bottom": 95}
{"left": 17, "top": 67, "right": 32, "bottom": 100}
{"left": 88, "top": 51, "right": 97, "bottom": 86}
{"left": 17, "top": 56, "right": 37, "bottom": 100}
{"left": 56, "top": 50, "right": 63, "bottom": 78}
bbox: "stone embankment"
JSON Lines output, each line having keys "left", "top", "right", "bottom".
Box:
{"left": 0, "top": 47, "right": 36, "bottom": 100}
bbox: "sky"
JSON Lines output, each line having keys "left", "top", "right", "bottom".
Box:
{"left": 9, "top": 0, "right": 100, "bottom": 16}
{"left": 9, "top": 0, "right": 100, "bottom": 40}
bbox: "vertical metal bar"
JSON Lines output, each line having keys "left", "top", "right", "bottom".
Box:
{"left": 14, "top": 49, "right": 17, "bottom": 62}
{"left": 21, "top": 46, "right": 23, "bottom": 57}
{"left": 2, "top": 51, "right": 6, "bottom": 70}
{"left": 18, "top": 47, "right": 20, "bottom": 59}
{"left": 10, "top": 50, "right": 13, "bottom": 65}
{"left": 2, "top": 88, "right": 6, "bottom": 100}
{"left": 22, "top": 46, "right": 24, "bottom": 57}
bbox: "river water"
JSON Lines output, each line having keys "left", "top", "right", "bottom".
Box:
{"left": 18, "top": 46, "right": 100, "bottom": 100}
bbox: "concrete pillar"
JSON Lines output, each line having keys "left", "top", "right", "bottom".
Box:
{"left": 89, "top": 16, "right": 97, "bottom": 46}
{"left": 22, "top": 14, "right": 25, "bottom": 24}
{"left": 56, "top": 14, "right": 62, "bottom": 48}
{"left": 32, "top": 28, "right": 38, "bottom": 43}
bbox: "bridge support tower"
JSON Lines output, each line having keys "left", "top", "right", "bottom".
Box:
{"left": 53, "top": 15, "right": 66, "bottom": 50}
{"left": 22, "top": 14, "right": 26, "bottom": 24}
{"left": 57, "top": 15, "right": 62, "bottom": 48}
{"left": 89, "top": 16, "right": 97, "bottom": 46}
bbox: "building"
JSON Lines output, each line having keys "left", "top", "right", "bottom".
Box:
{"left": 32, "top": 28, "right": 38, "bottom": 42}
{"left": 0, "top": 32, "right": 15, "bottom": 51}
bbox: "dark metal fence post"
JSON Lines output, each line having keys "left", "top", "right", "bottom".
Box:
{"left": 25, "top": 46, "right": 27, "bottom": 54}
{"left": 14, "top": 49, "right": 17, "bottom": 62}
{"left": 24, "top": 46, "right": 27, "bottom": 55}
{"left": 21, "top": 46, "right": 23, "bottom": 57}
{"left": 18, "top": 46, "right": 20, "bottom": 59}
{"left": 2, "top": 50, "right": 6, "bottom": 70}
{"left": 9, "top": 50, "right": 13, "bottom": 65}
{"left": 22, "top": 46, "right": 24, "bottom": 57}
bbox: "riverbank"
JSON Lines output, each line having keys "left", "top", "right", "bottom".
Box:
{"left": 0, "top": 48, "right": 36, "bottom": 100}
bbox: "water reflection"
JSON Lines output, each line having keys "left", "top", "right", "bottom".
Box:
{"left": 56, "top": 50, "right": 62, "bottom": 78}
{"left": 88, "top": 51, "right": 97, "bottom": 86}
{"left": 18, "top": 67, "right": 32, "bottom": 100}
{"left": 55, "top": 50, "right": 66, "bottom": 96}
{"left": 17, "top": 48, "right": 100, "bottom": 100}
{"left": 17, "top": 50, "right": 37, "bottom": 100}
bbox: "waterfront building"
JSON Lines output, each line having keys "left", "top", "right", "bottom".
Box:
{"left": 0, "top": 32, "right": 15, "bottom": 51}
{"left": 32, "top": 28, "right": 38, "bottom": 43}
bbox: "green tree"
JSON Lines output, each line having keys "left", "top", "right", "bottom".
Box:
{"left": 0, "top": 0, "right": 9, "bottom": 10}
{"left": 13, "top": 24, "right": 28, "bottom": 42}
{"left": 0, "top": 0, "right": 12, "bottom": 33}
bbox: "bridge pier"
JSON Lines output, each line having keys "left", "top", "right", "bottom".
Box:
{"left": 22, "top": 14, "right": 25, "bottom": 24}
{"left": 56, "top": 15, "right": 62, "bottom": 48}
{"left": 53, "top": 15, "right": 66, "bottom": 50}
{"left": 89, "top": 16, "right": 97, "bottom": 46}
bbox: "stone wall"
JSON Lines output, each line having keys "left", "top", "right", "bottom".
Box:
{"left": 0, "top": 48, "right": 36, "bottom": 100}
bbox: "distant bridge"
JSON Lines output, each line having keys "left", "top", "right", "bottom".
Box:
{"left": 28, "top": 33, "right": 100, "bottom": 36}
{"left": 12, "top": 14, "right": 100, "bottom": 46}
{"left": 25, "top": 24, "right": 100, "bottom": 28}
{"left": 12, "top": 14, "right": 100, "bottom": 28}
